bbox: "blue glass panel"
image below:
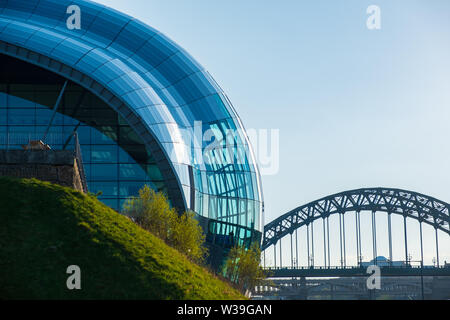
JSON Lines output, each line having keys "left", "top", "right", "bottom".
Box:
{"left": 52, "top": 38, "right": 91, "bottom": 66}
{"left": 91, "top": 127, "right": 116, "bottom": 144}
{"left": 119, "top": 163, "right": 147, "bottom": 180}
{"left": 168, "top": 106, "right": 191, "bottom": 127}
{"left": 146, "top": 164, "right": 163, "bottom": 181}
{"left": 1, "top": 21, "right": 39, "bottom": 46}
{"left": 156, "top": 52, "right": 201, "bottom": 85}
{"left": 0, "top": 125, "right": 6, "bottom": 143}
{"left": 26, "top": 28, "right": 67, "bottom": 55}
{"left": 0, "top": 109, "right": 6, "bottom": 124}
{"left": 171, "top": 163, "right": 190, "bottom": 187}
{"left": 79, "top": 144, "right": 91, "bottom": 163}
{"left": 119, "top": 181, "right": 146, "bottom": 197}
{"left": 137, "top": 70, "right": 165, "bottom": 91}
{"left": 82, "top": 7, "right": 129, "bottom": 47}
{"left": 55, "top": 1, "right": 106, "bottom": 38}
{"left": 7, "top": 94, "right": 35, "bottom": 108}
{"left": 91, "top": 144, "right": 118, "bottom": 163}
{"left": 142, "top": 109, "right": 178, "bottom": 131}
{"left": 76, "top": 48, "right": 112, "bottom": 74}
{"left": 8, "top": 109, "right": 34, "bottom": 125}
{"left": 159, "top": 85, "right": 186, "bottom": 107}
{"left": 117, "top": 147, "right": 134, "bottom": 163}
{"left": 89, "top": 164, "right": 118, "bottom": 180}
{"left": 35, "top": 125, "right": 64, "bottom": 145}
{"left": 2, "top": 0, "right": 39, "bottom": 20}
{"left": 111, "top": 19, "right": 156, "bottom": 56}
{"left": 36, "top": 108, "right": 64, "bottom": 125}
{"left": 134, "top": 33, "right": 179, "bottom": 71}
{"left": 92, "top": 59, "right": 128, "bottom": 83}
{"left": 151, "top": 124, "right": 184, "bottom": 145}
{"left": 0, "top": 18, "right": 10, "bottom": 34}
{"left": 76, "top": 126, "right": 91, "bottom": 144}
{"left": 121, "top": 87, "right": 162, "bottom": 109}
{"left": 90, "top": 181, "right": 118, "bottom": 197}
{"left": 31, "top": 0, "right": 71, "bottom": 28}
{"left": 107, "top": 72, "right": 148, "bottom": 97}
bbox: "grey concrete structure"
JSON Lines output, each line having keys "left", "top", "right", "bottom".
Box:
{"left": 0, "top": 149, "right": 86, "bottom": 192}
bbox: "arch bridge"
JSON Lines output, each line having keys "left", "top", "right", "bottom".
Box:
{"left": 262, "top": 188, "right": 450, "bottom": 277}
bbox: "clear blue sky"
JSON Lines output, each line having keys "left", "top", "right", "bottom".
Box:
{"left": 95, "top": 0, "right": 449, "bottom": 266}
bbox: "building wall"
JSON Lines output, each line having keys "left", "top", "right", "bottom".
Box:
{"left": 0, "top": 150, "right": 85, "bottom": 192}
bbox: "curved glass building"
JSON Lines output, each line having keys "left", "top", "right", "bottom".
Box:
{"left": 0, "top": 0, "right": 263, "bottom": 264}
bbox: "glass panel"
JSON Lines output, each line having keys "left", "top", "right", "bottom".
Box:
{"left": 89, "top": 164, "right": 118, "bottom": 180}
{"left": 91, "top": 145, "right": 118, "bottom": 163}
{"left": 90, "top": 182, "right": 118, "bottom": 197}
{"left": 119, "top": 163, "right": 147, "bottom": 180}
{"left": 119, "top": 181, "right": 146, "bottom": 197}
{"left": 0, "top": 109, "right": 7, "bottom": 125}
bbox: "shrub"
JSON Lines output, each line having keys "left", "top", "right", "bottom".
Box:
{"left": 170, "top": 211, "right": 208, "bottom": 264}
{"left": 123, "top": 185, "right": 208, "bottom": 264}
{"left": 123, "top": 185, "right": 177, "bottom": 242}
{"left": 224, "top": 242, "right": 267, "bottom": 292}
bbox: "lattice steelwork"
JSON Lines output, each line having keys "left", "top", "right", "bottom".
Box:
{"left": 263, "top": 188, "right": 450, "bottom": 250}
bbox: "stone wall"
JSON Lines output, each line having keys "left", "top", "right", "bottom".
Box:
{"left": 0, "top": 150, "right": 86, "bottom": 193}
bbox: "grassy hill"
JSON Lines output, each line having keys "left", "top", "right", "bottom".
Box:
{"left": 0, "top": 177, "right": 243, "bottom": 300}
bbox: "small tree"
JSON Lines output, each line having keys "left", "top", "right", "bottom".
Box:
{"left": 170, "top": 211, "right": 208, "bottom": 264}
{"left": 122, "top": 185, "right": 177, "bottom": 242}
{"left": 123, "top": 186, "right": 208, "bottom": 264}
{"left": 224, "top": 242, "right": 267, "bottom": 292}
{"left": 224, "top": 244, "right": 244, "bottom": 283}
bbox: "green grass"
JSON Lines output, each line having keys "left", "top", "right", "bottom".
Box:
{"left": 0, "top": 177, "right": 244, "bottom": 300}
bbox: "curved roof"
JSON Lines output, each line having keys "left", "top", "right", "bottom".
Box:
{"left": 0, "top": 0, "right": 263, "bottom": 227}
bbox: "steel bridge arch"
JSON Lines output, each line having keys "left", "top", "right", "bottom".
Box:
{"left": 263, "top": 187, "right": 450, "bottom": 250}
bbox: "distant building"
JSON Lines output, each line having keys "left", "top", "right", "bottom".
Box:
{"left": 361, "top": 256, "right": 406, "bottom": 267}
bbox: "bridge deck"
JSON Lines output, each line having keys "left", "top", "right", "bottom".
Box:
{"left": 264, "top": 266, "right": 450, "bottom": 278}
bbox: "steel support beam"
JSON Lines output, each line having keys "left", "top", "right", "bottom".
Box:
{"left": 311, "top": 220, "right": 315, "bottom": 267}
{"left": 343, "top": 213, "right": 346, "bottom": 267}
{"left": 280, "top": 240, "right": 282, "bottom": 268}
{"left": 435, "top": 227, "right": 440, "bottom": 267}
{"left": 307, "top": 224, "right": 310, "bottom": 268}
{"left": 290, "top": 233, "right": 293, "bottom": 268}
{"left": 339, "top": 213, "right": 343, "bottom": 267}
{"left": 372, "top": 211, "right": 377, "bottom": 264}
{"left": 327, "top": 216, "right": 331, "bottom": 267}
{"left": 404, "top": 216, "right": 409, "bottom": 265}
{"left": 43, "top": 80, "right": 68, "bottom": 142}
{"left": 358, "top": 211, "right": 362, "bottom": 265}
{"left": 274, "top": 244, "right": 276, "bottom": 268}
{"left": 323, "top": 218, "right": 327, "bottom": 268}
{"left": 295, "top": 228, "right": 298, "bottom": 268}
{"left": 388, "top": 212, "right": 393, "bottom": 265}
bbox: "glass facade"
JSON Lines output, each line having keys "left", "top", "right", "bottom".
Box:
{"left": 0, "top": 0, "right": 264, "bottom": 251}
{"left": 0, "top": 55, "right": 167, "bottom": 210}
